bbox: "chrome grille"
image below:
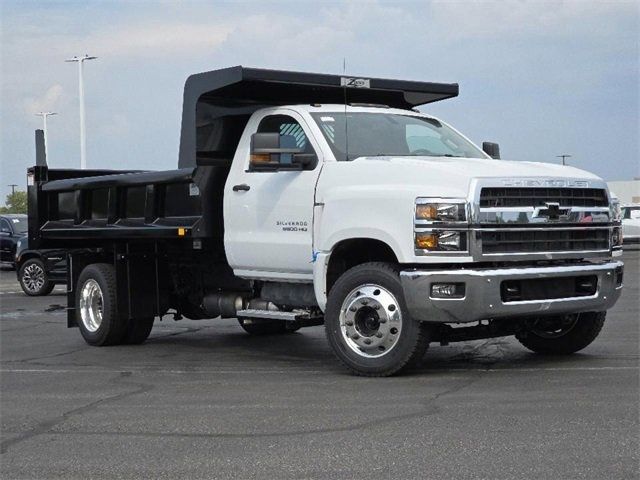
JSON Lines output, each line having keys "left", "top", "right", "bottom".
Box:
{"left": 479, "top": 188, "right": 608, "bottom": 208}
{"left": 481, "top": 229, "right": 610, "bottom": 254}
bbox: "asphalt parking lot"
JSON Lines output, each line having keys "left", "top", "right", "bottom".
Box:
{"left": 1, "top": 250, "right": 638, "bottom": 480}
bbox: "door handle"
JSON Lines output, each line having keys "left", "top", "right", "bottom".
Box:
{"left": 232, "top": 183, "right": 250, "bottom": 192}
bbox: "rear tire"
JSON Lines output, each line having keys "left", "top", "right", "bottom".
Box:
{"left": 516, "top": 312, "right": 606, "bottom": 354}
{"left": 325, "top": 262, "right": 429, "bottom": 377}
{"left": 123, "top": 317, "right": 154, "bottom": 344}
{"left": 19, "top": 258, "right": 55, "bottom": 296}
{"left": 76, "top": 263, "right": 126, "bottom": 346}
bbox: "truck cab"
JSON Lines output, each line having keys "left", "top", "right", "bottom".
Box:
{"left": 27, "top": 67, "right": 624, "bottom": 376}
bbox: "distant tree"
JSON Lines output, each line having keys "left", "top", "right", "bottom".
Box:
{"left": 0, "top": 191, "right": 27, "bottom": 214}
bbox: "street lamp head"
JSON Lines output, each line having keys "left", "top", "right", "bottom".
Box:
{"left": 65, "top": 55, "right": 97, "bottom": 63}
{"left": 35, "top": 112, "right": 58, "bottom": 117}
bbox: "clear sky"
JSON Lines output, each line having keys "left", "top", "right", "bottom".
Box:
{"left": 1, "top": 1, "right": 638, "bottom": 201}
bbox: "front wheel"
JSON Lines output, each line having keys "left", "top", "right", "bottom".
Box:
{"left": 325, "top": 262, "right": 429, "bottom": 377}
{"left": 516, "top": 312, "right": 606, "bottom": 354}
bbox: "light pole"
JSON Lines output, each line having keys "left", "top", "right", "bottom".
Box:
{"left": 66, "top": 54, "right": 97, "bottom": 169}
{"left": 8, "top": 184, "right": 18, "bottom": 195}
{"left": 557, "top": 154, "right": 572, "bottom": 166}
{"left": 35, "top": 112, "right": 57, "bottom": 161}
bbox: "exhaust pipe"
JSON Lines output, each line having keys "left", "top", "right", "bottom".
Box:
{"left": 202, "top": 293, "right": 246, "bottom": 318}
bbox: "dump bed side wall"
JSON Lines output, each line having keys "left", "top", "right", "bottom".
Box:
{"left": 28, "top": 165, "right": 230, "bottom": 249}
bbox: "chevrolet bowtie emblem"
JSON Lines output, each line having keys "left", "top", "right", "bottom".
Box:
{"left": 535, "top": 202, "right": 571, "bottom": 221}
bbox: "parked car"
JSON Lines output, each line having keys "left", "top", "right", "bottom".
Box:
{"left": 621, "top": 204, "right": 640, "bottom": 243}
{"left": 15, "top": 237, "right": 67, "bottom": 296}
{"left": 0, "top": 214, "right": 28, "bottom": 268}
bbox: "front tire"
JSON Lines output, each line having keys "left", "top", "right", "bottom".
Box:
{"left": 516, "top": 312, "right": 606, "bottom": 354}
{"left": 19, "top": 258, "right": 55, "bottom": 296}
{"left": 76, "top": 263, "right": 126, "bottom": 346}
{"left": 325, "top": 262, "right": 429, "bottom": 377}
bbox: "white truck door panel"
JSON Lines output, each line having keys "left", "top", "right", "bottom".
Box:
{"left": 224, "top": 109, "right": 322, "bottom": 280}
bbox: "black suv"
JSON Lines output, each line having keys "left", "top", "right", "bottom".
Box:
{"left": 15, "top": 237, "right": 67, "bottom": 296}
{"left": 0, "top": 214, "right": 28, "bottom": 268}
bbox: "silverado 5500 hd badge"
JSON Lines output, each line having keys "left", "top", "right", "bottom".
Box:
{"left": 277, "top": 220, "right": 308, "bottom": 232}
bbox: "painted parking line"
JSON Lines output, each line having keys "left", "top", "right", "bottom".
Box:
{"left": 1, "top": 365, "right": 637, "bottom": 375}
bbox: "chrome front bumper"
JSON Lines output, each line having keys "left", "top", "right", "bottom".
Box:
{"left": 400, "top": 260, "right": 624, "bottom": 323}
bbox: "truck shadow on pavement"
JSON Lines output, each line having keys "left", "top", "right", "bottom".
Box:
{"left": 138, "top": 324, "right": 608, "bottom": 376}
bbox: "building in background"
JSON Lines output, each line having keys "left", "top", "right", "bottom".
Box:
{"left": 608, "top": 179, "right": 640, "bottom": 204}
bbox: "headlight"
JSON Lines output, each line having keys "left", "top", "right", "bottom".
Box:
{"left": 415, "top": 231, "right": 467, "bottom": 251}
{"left": 415, "top": 200, "right": 466, "bottom": 222}
{"left": 611, "top": 226, "right": 623, "bottom": 247}
{"left": 611, "top": 198, "right": 622, "bottom": 223}
{"left": 414, "top": 198, "right": 469, "bottom": 253}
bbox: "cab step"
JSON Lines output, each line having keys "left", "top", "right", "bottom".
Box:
{"left": 236, "top": 309, "right": 303, "bottom": 321}
{"left": 236, "top": 309, "right": 324, "bottom": 327}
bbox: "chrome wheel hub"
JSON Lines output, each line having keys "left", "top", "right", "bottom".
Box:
{"left": 79, "top": 279, "right": 104, "bottom": 332}
{"left": 339, "top": 284, "right": 403, "bottom": 358}
{"left": 22, "top": 263, "right": 45, "bottom": 293}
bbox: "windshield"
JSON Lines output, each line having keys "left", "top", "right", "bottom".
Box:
{"left": 310, "top": 112, "right": 487, "bottom": 161}
{"left": 9, "top": 217, "right": 28, "bottom": 234}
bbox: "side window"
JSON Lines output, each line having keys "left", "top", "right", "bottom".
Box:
{"left": 256, "top": 115, "right": 315, "bottom": 164}
{"left": 0, "top": 219, "right": 11, "bottom": 234}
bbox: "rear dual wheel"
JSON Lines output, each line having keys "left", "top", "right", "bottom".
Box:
{"left": 76, "top": 263, "right": 153, "bottom": 346}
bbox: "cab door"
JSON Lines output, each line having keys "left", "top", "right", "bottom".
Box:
{"left": 224, "top": 109, "right": 323, "bottom": 281}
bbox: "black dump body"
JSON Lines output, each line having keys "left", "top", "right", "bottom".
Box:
{"left": 28, "top": 166, "right": 225, "bottom": 248}
{"left": 27, "top": 66, "right": 458, "bottom": 324}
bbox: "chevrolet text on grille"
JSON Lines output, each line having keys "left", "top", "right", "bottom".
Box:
{"left": 501, "top": 179, "right": 590, "bottom": 188}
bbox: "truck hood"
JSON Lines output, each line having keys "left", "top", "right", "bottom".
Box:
{"left": 359, "top": 155, "right": 601, "bottom": 182}
{"left": 317, "top": 155, "right": 605, "bottom": 201}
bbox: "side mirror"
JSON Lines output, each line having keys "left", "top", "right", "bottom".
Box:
{"left": 250, "top": 133, "right": 305, "bottom": 170}
{"left": 292, "top": 153, "right": 317, "bottom": 168}
{"left": 482, "top": 142, "right": 501, "bottom": 159}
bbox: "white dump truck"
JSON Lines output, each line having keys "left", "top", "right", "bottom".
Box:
{"left": 28, "top": 66, "right": 624, "bottom": 376}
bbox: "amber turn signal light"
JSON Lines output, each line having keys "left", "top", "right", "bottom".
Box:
{"left": 415, "top": 233, "right": 438, "bottom": 249}
{"left": 416, "top": 204, "right": 438, "bottom": 220}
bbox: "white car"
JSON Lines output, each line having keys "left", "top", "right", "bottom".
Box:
{"left": 622, "top": 204, "right": 640, "bottom": 243}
